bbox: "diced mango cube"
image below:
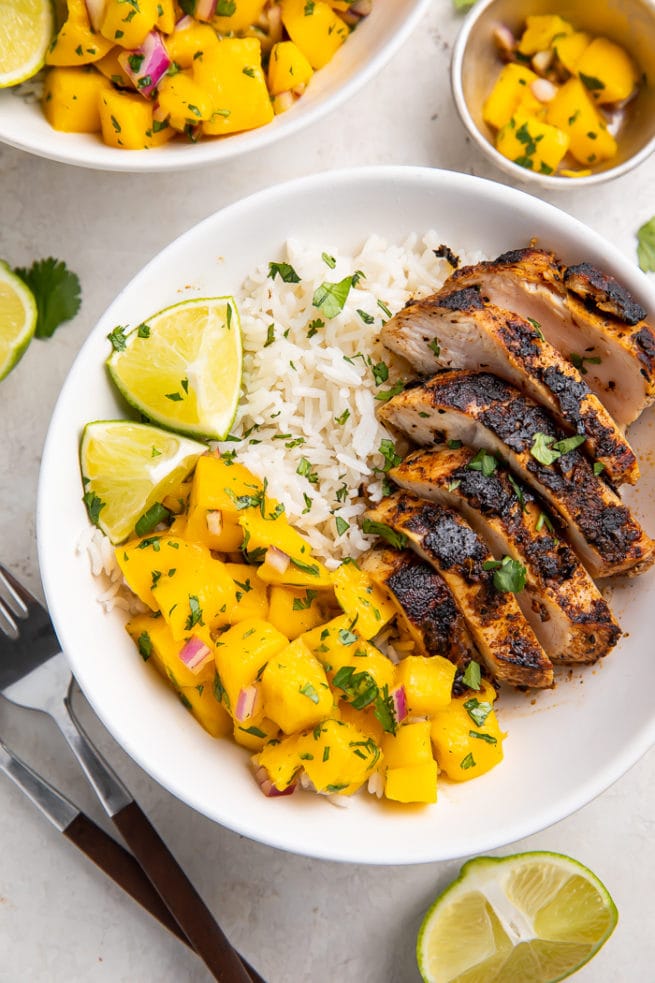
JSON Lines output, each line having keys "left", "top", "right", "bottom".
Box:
{"left": 240, "top": 510, "right": 332, "bottom": 587}
{"left": 116, "top": 534, "right": 191, "bottom": 609}
{"left": 42, "top": 67, "right": 111, "bottom": 132}
{"left": 156, "top": 0, "right": 176, "bottom": 34}
{"left": 382, "top": 721, "right": 433, "bottom": 769}
{"left": 268, "top": 585, "right": 326, "bottom": 639}
{"left": 496, "top": 113, "right": 569, "bottom": 175}
{"left": 100, "top": 0, "right": 160, "bottom": 49}
{"left": 99, "top": 87, "right": 155, "bottom": 148}
{"left": 430, "top": 690, "right": 505, "bottom": 782}
{"left": 517, "top": 15, "right": 573, "bottom": 56}
{"left": 385, "top": 762, "right": 438, "bottom": 804}
{"left": 233, "top": 716, "right": 280, "bottom": 751}
{"left": 179, "top": 681, "right": 233, "bottom": 737}
{"left": 280, "top": 0, "right": 349, "bottom": 70}
{"left": 124, "top": 612, "right": 215, "bottom": 690}
{"left": 94, "top": 46, "right": 134, "bottom": 88}
{"left": 554, "top": 31, "right": 591, "bottom": 74}
{"left": 156, "top": 71, "right": 214, "bottom": 130}
{"left": 394, "top": 655, "right": 455, "bottom": 716}
{"left": 224, "top": 562, "right": 269, "bottom": 623}
{"left": 46, "top": 0, "right": 114, "bottom": 66}
{"left": 213, "top": 618, "right": 288, "bottom": 718}
{"left": 575, "top": 36, "right": 639, "bottom": 105}
{"left": 165, "top": 21, "right": 220, "bottom": 69}
{"left": 267, "top": 40, "right": 314, "bottom": 96}
{"left": 332, "top": 559, "right": 397, "bottom": 640}
{"left": 482, "top": 63, "right": 539, "bottom": 130}
{"left": 183, "top": 454, "right": 267, "bottom": 553}
{"left": 194, "top": 38, "right": 274, "bottom": 136}
{"left": 255, "top": 733, "right": 303, "bottom": 791}
{"left": 212, "top": 0, "right": 267, "bottom": 34}
{"left": 296, "top": 718, "right": 381, "bottom": 795}
{"left": 261, "top": 637, "right": 334, "bottom": 734}
{"left": 338, "top": 700, "right": 385, "bottom": 745}
{"left": 546, "top": 78, "right": 617, "bottom": 166}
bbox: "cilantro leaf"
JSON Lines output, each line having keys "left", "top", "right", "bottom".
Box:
{"left": 637, "top": 216, "right": 655, "bottom": 273}
{"left": 268, "top": 261, "right": 300, "bottom": 283}
{"left": 312, "top": 275, "right": 354, "bottom": 319}
{"left": 14, "top": 258, "right": 81, "bottom": 339}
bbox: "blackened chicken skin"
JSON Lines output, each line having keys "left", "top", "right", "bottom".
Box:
{"left": 358, "top": 546, "right": 479, "bottom": 670}
{"left": 365, "top": 492, "right": 554, "bottom": 689}
{"left": 447, "top": 247, "right": 655, "bottom": 427}
{"left": 390, "top": 447, "right": 621, "bottom": 664}
{"left": 380, "top": 284, "right": 638, "bottom": 485}
{"left": 377, "top": 370, "right": 655, "bottom": 579}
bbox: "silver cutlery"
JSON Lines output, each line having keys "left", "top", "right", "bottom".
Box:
{"left": 0, "top": 563, "right": 260, "bottom": 983}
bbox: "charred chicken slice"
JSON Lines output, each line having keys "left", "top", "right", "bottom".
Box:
{"left": 447, "top": 247, "right": 655, "bottom": 427}
{"left": 380, "top": 284, "right": 638, "bottom": 485}
{"left": 365, "top": 492, "right": 554, "bottom": 689}
{"left": 389, "top": 447, "right": 621, "bottom": 664}
{"left": 377, "top": 370, "right": 654, "bottom": 579}
{"left": 358, "top": 546, "right": 478, "bottom": 670}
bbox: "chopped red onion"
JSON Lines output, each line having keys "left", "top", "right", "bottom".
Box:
{"left": 118, "top": 31, "right": 171, "bottom": 100}
{"left": 254, "top": 764, "right": 296, "bottom": 797}
{"left": 194, "top": 0, "right": 217, "bottom": 22}
{"left": 175, "top": 14, "right": 195, "bottom": 30}
{"left": 391, "top": 685, "right": 408, "bottom": 724}
{"left": 234, "top": 684, "right": 263, "bottom": 723}
{"left": 178, "top": 635, "right": 213, "bottom": 674}
{"left": 264, "top": 546, "right": 290, "bottom": 574}
{"left": 84, "top": 0, "right": 106, "bottom": 31}
{"left": 206, "top": 510, "right": 223, "bottom": 535}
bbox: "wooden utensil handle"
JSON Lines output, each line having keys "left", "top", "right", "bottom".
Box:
{"left": 113, "top": 800, "right": 253, "bottom": 983}
{"left": 64, "top": 812, "right": 189, "bottom": 944}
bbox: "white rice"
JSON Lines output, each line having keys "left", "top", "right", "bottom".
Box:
{"left": 217, "top": 231, "right": 463, "bottom": 565}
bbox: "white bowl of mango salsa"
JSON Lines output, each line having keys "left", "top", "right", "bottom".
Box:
{"left": 0, "top": 0, "right": 429, "bottom": 171}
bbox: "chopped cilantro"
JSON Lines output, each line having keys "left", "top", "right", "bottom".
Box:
{"left": 268, "top": 261, "right": 300, "bottom": 283}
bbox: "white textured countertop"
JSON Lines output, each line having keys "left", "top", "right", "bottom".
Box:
{"left": 1, "top": 3, "right": 654, "bottom": 980}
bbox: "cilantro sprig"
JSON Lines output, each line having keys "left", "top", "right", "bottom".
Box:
{"left": 13, "top": 258, "right": 81, "bottom": 339}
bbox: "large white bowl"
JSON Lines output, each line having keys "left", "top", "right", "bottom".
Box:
{"left": 0, "top": 1, "right": 429, "bottom": 172}
{"left": 37, "top": 166, "right": 655, "bottom": 864}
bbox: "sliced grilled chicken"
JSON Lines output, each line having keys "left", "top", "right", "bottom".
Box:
{"left": 389, "top": 447, "right": 621, "bottom": 663}
{"left": 377, "top": 370, "right": 655, "bottom": 579}
{"left": 365, "top": 492, "right": 554, "bottom": 689}
{"left": 564, "top": 263, "right": 647, "bottom": 325}
{"left": 448, "top": 247, "right": 655, "bottom": 427}
{"left": 380, "top": 285, "right": 638, "bottom": 485}
{"left": 358, "top": 546, "right": 478, "bottom": 669}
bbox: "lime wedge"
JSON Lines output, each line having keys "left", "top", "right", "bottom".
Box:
{"left": 0, "top": 261, "right": 38, "bottom": 381}
{"left": 80, "top": 420, "right": 207, "bottom": 544}
{"left": 0, "top": 0, "right": 54, "bottom": 88}
{"left": 417, "top": 851, "right": 618, "bottom": 983}
{"left": 106, "top": 297, "right": 242, "bottom": 441}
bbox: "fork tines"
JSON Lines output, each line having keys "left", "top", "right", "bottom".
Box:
{"left": 0, "top": 567, "right": 30, "bottom": 639}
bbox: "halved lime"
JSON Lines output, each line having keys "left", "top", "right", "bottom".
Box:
{"left": 80, "top": 420, "right": 207, "bottom": 544}
{"left": 417, "top": 851, "right": 618, "bottom": 983}
{"left": 106, "top": 297, "right": 242, "bottom": 441}
{"left": 0, "top": 261, "right": 38, "bottom": 381}
{"left": 0, "top": 0, "right": 54, "bottom": 88}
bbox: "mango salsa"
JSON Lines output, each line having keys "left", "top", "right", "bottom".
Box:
{"left": 118, "top": 454, "right": 506, "bottom": 806}
{"left": 41, "top": 0, "right": 366, "bottom": 151}
{"left": 483, "top": 14, "right": 641, "bottom": 177}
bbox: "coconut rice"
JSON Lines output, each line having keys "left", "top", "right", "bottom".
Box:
{"left": 216, "top": 231, "right": 460, "bottom": 566}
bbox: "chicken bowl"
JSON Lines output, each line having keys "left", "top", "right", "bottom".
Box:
{"left": 37, "top": 166, "right": 655, "bottom": 863}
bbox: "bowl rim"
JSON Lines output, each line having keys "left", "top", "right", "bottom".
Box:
{"left": 449, "top": 0, "right": 655, "bottom": 189}
{"left": 0, "top": 0, "right": 432, "bottom": 173}
{"left": 37, "top": 164, "right": 655, "bottom": 864}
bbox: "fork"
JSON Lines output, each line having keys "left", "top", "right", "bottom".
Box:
{"left": 0, "top": 564, "right": 257, "bottom": 983}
